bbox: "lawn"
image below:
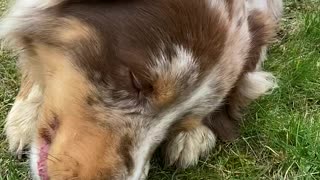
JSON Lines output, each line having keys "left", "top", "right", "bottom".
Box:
{"left": 1, "top": 0, "right": 320, "bottom": 179}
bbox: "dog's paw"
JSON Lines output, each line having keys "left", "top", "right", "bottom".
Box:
{"left": 6, "top": 119, "right": 35, "bottom": 159}
{"left": 5, "top": 95, "right": 41, "bottom": 157}
{"left": 164, "top": 125, "right": 217, "bottom": 168}
{"left": 5, "top": 128, "right": 29, "bottom": 159}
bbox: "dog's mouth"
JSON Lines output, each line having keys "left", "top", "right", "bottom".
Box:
{"left": 37, "top": 118, "right": 59, "bottom": 179}
{"left": 37, "top": 141, "right": 49, "bottom": 180}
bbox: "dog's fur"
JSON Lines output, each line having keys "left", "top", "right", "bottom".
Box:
{"left": 1, "top": 0, "right": 282, "bottom": 179}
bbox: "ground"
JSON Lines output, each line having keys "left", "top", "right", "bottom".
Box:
{"left": 0, "top": 0, "right": 319, "bottom": 179}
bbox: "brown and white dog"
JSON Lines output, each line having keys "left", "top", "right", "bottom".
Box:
{"left": 1, "top": 0, "right": 282, "bottom": 179}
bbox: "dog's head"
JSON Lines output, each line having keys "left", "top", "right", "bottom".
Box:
{"left": 1, "top": 0, "right": 281, "bottom": 179}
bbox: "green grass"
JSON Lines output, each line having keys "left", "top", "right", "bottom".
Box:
{"left": 1, "top": 0, "right": 320, "bottom": 179}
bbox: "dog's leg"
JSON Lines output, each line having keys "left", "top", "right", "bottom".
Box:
{"left": 204, "top": 0, "right": 282, "bottom": 141}
{"left": 163, "top": 70, "right": 276, "bottom": 168}
{"left": 204, "top": 71, "right": 276, "bottom": 142}
{"left": 5, "top": 67, "right": 43, "bottom": 157}
{"left": 223, "top": 0, "right": 282, "bottom": 122}
{"left": 164, "top": 117, "right": 217, "bottom": 168}
{"left": 164, "top": 70, "right": 276, "bottom": 168}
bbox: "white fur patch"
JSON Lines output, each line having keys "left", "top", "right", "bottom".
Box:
{"left": 206, "top": 0, "right": 229, "bottom": 22}
{"left": 30, "top": 142, "right": 41, "bottom": 180}
{"left": 10, "top": 0, "right": 60, "bottom": 11}
{"left": 267, "top": 0, "right": 283, "bottom": 21}
{"left": 0, "top": 0, "right": 61, "bottom": 48}
{"left": 206, "top": 0, "right": 225, "bottom": 9}
{"left": 247, "top": 0, "right": 268, "bottom": 11}
{"left": 140, "top": 160, "right": 150, "bottom": 180}
{"left": 5, "top": 85, "right": 42, "bottom": 154}
{"left": 239, "top": 71, "right": 277, "bottom": 100}
{"left": 247, "top": 0, "right": 283, "bottom": 21}
{"left": 165, "top": 125, "right": 217, "bottom": 168}
{"left": 151, "top": 45, "right": 199, "bottom": 86}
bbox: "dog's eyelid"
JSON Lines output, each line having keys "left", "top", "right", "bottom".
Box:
{"left": 130, "top": 71, "right": 142, "bottom": 92}
{"left": 129, "top": 71, "right": 154, "bottom": 98}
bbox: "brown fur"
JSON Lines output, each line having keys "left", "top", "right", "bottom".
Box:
{"left": 2, "top": 0, "right": 282, "bottom": 178}
{"left": 152, "top": 78, "right": 177, "bottom": 108}
{"left": 56, "top": 17, "right": 98, "bottom": 44}
{"left": 244, "top": 11, "right": 277, "bottom": 73}
{"left": 170, "top": 117, "right": 202, "bottom": 134}
{"left": 46, "top": 120, "right": 122, "bottom": 179}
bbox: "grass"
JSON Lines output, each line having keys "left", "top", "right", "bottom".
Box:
{"left": 0, "top": 0, "right": 319, "bottom": 179}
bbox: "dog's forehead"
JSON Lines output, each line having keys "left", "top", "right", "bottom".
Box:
{"left": 54, "top": 0, "right": 228, "bottom": 70}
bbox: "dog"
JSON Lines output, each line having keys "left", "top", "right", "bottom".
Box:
{"left": 1, "top": 0, "right": 282, "bottom": 179}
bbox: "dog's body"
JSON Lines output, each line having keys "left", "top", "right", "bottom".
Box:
{"left": 1, "top": 0, "right": 282, "bottom": 179}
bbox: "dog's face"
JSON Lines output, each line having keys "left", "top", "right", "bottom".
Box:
{"left": 1, "top": 0, "right": 281, "bottom": 179}
{"left": 29, "top": 47, "right": 135, "bottom": 179}
{"left": 28, "top": 44, "right": 156, "bottom": 179}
